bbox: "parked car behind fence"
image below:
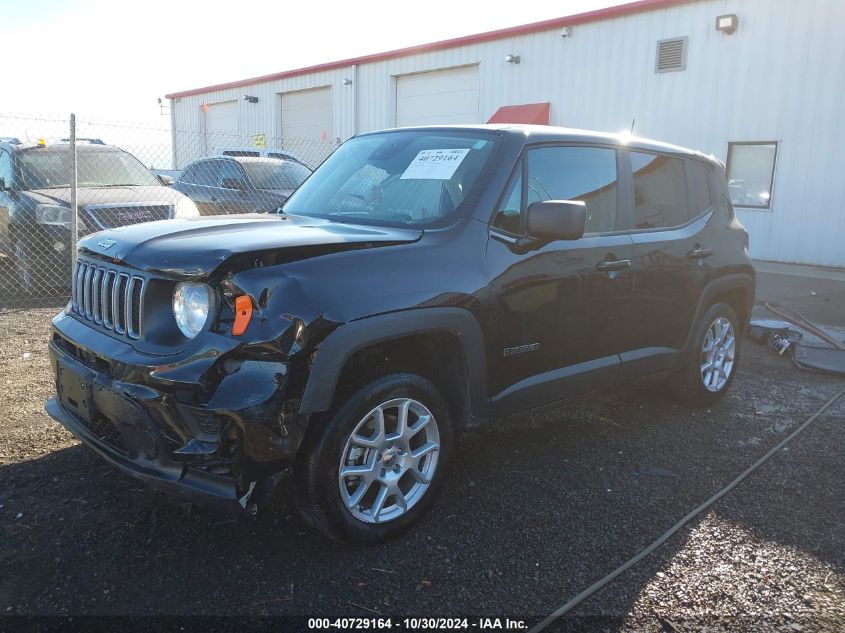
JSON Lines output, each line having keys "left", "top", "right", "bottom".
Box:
{"left": 0, "top": 137, "right": 199, "bottom": 296}
{"left": 214, "top": 146, "right": 311, "bottom": 169}
{"left": 171, "top": 156, "right": 312, "bottom": 215}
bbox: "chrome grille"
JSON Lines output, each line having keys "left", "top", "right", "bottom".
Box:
{"left": 72, "top": 260, "right": 144, "bottom": 339}
{"left": 84, "top": 204, "right": 172, "bottom": 229}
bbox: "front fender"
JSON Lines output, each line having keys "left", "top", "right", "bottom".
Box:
{"left": 299, "top": 307, "right": 489, "bottom": 420}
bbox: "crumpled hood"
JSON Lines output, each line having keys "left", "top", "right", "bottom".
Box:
{"left": 77, "top": 213, "right": 422, "bottom": 278}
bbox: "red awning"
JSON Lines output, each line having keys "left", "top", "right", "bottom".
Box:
{"left": 487, "top": 102, "right": 550, "bottom": 125}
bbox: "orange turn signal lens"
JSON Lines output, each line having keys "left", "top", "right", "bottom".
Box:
{"left": 232, "top": 295, "right": 253, "bottom": 336}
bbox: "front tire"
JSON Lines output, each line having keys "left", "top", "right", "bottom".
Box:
{"left": 671, "top": 302, "right": 741, "bottom": 406}
{"left": 294, "top": 373, "right": 453, "bottom": 543}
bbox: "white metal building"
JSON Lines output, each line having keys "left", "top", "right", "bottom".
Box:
{"left": 166, "top": 0, "right": 845, "bottom": 268}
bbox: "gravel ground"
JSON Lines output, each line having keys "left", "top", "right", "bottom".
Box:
{"left": 0, "top": 284, "right": 843, "bottom": 631}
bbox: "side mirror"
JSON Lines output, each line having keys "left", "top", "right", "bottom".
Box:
{"left": 157, "top": 174, "right": 174, "bottom": 186}
{"left": 222, "top": 178, "right": 246, "bottom": 192}
{"left": 526, "top": 200, "right": 586, "bottom": 241}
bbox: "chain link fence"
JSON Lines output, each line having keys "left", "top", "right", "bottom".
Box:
{"left": 0, "top": 112, "right": 338, "bottom": 308}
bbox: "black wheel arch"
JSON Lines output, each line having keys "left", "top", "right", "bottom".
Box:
{"left": 683, "top": 271, "right": 755, "bottom": 352}
{"left": 299, "top": 307, "right": 490, "bottom": 425}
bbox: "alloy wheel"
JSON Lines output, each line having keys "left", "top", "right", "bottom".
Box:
{"left": 700, "top": 316, "right": 736, "bottom": 392}
{"left": 338, "top": 398, "right": 440, "bottom": 524}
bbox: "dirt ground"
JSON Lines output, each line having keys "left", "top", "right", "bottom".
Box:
{"left": 1, "top": 276, "right": 844, "bottom": 631}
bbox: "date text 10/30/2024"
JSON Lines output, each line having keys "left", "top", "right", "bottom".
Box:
{"left": 308, "top": 618, "right": 528, "bottom": 630}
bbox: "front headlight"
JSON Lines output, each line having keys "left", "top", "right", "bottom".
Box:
{"left": 174, "top": 196, "right": 199, "bottom": 219}
{"left": 172, "top": 282, "right": 212, "bottom": 338}
{"left": 35, "top": 204, "right": 70, "bottom": 228}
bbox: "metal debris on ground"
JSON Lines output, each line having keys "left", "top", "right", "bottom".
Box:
{"left": 769, "top": 332, "right": 792, "bottom": 355}
{"left": 794, "top": 345, "right": 845, "bottom": 374}
{"left": 748, "top": 304, "right": 845, "bottom": 375}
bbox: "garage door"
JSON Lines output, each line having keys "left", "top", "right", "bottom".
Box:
{"left": 281, "top": 86, "right": 333, "bottom": 142}
{"left": 395, "top": 65, "right": 480, "bottom": 127}
{"left": 281, "top": 86, "right": 334, "bottom": 165}
{"left": 205, "top": 100, "right": 239, "bottom": 152}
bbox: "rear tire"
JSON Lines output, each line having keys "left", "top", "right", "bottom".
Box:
{"left": 293, "top": 373, "right": 453, "bottom": 543}
{"left": 670, "top": 302, "right": 741, "bottom": 406}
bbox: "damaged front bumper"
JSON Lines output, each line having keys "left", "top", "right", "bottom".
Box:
{"left": 45, "top": 312, "right": 305, "bottom": 511}
{"left": 45, "top": 395, "right": 244, "bottom": 507}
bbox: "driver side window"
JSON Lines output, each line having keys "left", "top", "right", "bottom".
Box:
{"left": 526, "top": 146, "right": 619, "bottom": 234}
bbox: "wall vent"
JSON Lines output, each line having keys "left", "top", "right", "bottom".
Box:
{"left": 655, "top": 37, "right": 688, "bottom": 73}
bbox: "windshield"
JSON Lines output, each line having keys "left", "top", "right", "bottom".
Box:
{"left": 18, "top": 148, "right": 161, "bottom": 189}
{"left": 282, "top": 130, "right": 498, "bottom": 227}
{"left": 244, "top": 161, "right": 312, "bottom": 190}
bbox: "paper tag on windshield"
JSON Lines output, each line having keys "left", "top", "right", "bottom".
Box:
{"left": 400, "top": 148, "right": 470, "bottom": 180}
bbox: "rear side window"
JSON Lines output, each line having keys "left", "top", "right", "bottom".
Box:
{"left": 217, "top": 161, "right": 245, "bottom": 187}
{"left": 687, "top": 160, "right": 712, "bottom": 217}
{"left": 630, "top": 152, "right": 688, "bottom": 229}
{"left": 182, "top": 160, "right": 219, "bottom": 186}
{"left": 526, "top": 146, "right": 619, "bottom": 234}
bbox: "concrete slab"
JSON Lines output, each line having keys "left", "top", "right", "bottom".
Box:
{"left": 754, "top": 262, "right": 845, "bottom": 327}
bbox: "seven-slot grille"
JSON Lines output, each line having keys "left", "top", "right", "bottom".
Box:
{"left": 71, "top": 260, "right": 145, "bottom": 339}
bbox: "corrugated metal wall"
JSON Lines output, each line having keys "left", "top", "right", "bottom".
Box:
{"left": 171, "top": 0, "right": 845, "bottom": 267}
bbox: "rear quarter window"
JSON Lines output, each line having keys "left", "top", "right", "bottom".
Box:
{"left": 688, "top": 160, "right": 712, "bottom": 218}
{"left": 709, "top": 163, "right": 735, "bottom": 218}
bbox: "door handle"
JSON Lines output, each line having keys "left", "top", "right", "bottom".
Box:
{"left": 595, "top": 259, "right": 631, "bottom": 272}
{"left": 687, "top": 247, "right": 713, "bottom": 260}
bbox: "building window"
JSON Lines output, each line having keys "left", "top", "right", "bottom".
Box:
{"left": 726, "top": 142, "right": 778, "bottom": 209}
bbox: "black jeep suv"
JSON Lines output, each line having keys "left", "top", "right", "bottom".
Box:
{"left": 45, "top": 125, "right": 754, "bottom": 543}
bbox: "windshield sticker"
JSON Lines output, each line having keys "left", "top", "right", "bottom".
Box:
{"left": 400, "top": 148, "right": 470, "bottom": 180}
{"left": 472, "top": 140, "right": 488, "bottom": 150}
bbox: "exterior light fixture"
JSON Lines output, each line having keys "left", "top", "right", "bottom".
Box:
{"left": 243, "top": 95, "right": 258, "bottom": 103}
{"left": 560, "top": 26, "right": 573, "bottom": 38}
{"left": 342, "top": 78, "right": 353, "bottom": 85}
{"left": 715, "top": 13, "right": 738, "bottom": 35}
{"left": 504, "top": 54, "right": 521, "bottom": 64}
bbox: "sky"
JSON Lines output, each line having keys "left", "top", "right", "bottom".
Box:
{"left": 2, "top": 0, "right": 624, "bottom": 127}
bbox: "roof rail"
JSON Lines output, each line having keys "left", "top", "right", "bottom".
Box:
{"left": 0, "top": 136, "right": 22, "bottom": 144}
{"left": 58, "top": 137, "right": 106, "bottom": 145}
